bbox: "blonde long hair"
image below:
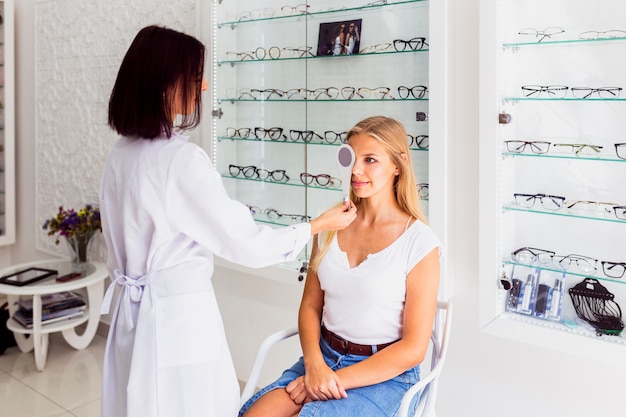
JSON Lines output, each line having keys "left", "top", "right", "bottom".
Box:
{"left": 310, "top": 116, "right": 427, "bottom": 271}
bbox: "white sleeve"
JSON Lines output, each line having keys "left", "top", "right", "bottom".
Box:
{"left": 404, "top": 223, "right": 443, "bottom": 274}
{"left": 165, "top": 144, "right": 311, "bottom": 268}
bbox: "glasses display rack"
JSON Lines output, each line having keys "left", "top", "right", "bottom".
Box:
{"left": 0, "top": 0, "right": 14, "bottom": 246}
{"left": 211, "top": 0, "right": 445, "bottom": 282}
{"left": 479, "top": 0, "right": 626, "bottom": 359}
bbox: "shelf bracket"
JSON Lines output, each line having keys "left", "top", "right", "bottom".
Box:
{"left": 212, "top": 108, "right": 224, "bottom": 119}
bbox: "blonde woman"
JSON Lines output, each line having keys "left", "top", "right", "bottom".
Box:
{"left": 240, "top": 116, "right": 442, "bottom": 417}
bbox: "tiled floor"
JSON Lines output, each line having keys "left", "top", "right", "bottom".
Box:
{"left": 0, "top": 332, "right": 106, "bottom": 417}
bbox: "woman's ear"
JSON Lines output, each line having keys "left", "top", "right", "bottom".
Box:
{"left": 395, "top": 153, "right": 407, "bottom": 176}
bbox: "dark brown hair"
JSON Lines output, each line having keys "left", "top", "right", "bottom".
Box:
{"left": 108, "top": 25, "right": 205, "bottom": 139}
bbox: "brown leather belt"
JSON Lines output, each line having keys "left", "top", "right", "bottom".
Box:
{"left": 321, "top": 325, "right": 397, "bottom": 356}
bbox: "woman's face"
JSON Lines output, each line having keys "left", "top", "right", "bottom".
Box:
{"left": 348, "top": 133, "right": 399, "bottom": 200}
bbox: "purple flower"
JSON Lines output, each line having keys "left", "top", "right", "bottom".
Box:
{"left": 42, "top": 205, "right": 102, "bottom": 245}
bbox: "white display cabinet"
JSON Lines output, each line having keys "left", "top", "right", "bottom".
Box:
{"left": 479, "top": 0, "right": 626, "bottom": 361}
{"left": 0, "top": 0, "right": 14, "bottom": 246}
{"left": 210, "top": 0, "right": 449, "bottom": 292}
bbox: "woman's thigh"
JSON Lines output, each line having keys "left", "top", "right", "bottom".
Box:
{"left": 298, "top": 370, "right": 418, "bottom": 417}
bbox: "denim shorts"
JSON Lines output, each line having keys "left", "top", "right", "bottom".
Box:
{"left": 239, "top": 337, "right": 421, "bottom": 417}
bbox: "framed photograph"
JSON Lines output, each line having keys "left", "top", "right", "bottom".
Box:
{"left": 0, "top": 267, "right": 58, "bottom": 286}
{"left": 317, "top": 19, "right": 362, "bottom": 56}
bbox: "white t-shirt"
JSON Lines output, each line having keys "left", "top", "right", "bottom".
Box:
{"left": 318, "top": 220, "right": 442, "bottom": 345}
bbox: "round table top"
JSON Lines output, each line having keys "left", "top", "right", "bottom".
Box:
{"left": 0, "top": 259, "right": 108, "bottom": 296}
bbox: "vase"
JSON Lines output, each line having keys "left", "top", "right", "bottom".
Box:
{"left": 65, "top": 232, "right": 95, "bottom": 270}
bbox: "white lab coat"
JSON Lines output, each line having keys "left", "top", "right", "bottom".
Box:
{"left": 99, "top": 132, "right": 311, "bottom": 417}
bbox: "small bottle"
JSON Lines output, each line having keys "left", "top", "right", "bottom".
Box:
{"left": 549, "top": 279, "right": 562, "bottom": 320}
{"left": 520, "top": 273, "right": 536, "bottom": 314}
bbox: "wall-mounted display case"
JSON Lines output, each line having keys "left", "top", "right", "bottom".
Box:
{"left": 0, "top": 0, "right": 15, "bottom": 246}
{"left": 479, "top": 0, "right": 626, "bottom": 360}
{"left": 210, "top": 0, "right": 449, "bottom": 290}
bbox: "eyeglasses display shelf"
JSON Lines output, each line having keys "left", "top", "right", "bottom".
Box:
{"left": 479, "top": 0, "right": 626, "bottom": 362}
{"left": 210, "top": 0, "right": 447, "bottom": 284}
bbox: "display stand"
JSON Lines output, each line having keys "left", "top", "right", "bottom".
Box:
{"left": 479, "top": 0, "right": 626, "bottom": 361}
{"left": 210, "top": 0, "right": 449, "bottom": 295}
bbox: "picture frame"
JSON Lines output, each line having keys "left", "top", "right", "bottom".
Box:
{"left": 317, "top": 19, "right": 362, "bottom": 56}
{"left": 0, "top": 267, "right": 58, "bottom": 286}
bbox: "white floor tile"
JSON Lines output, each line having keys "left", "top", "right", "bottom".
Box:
{"left": 0, "top": 371, "right": 66, "bottom": 417}
{"left": 70, "top": 398, "right": 101, "bottom": 417}
{"left": 9, "top": 333, "right": 106, "bottom": 411}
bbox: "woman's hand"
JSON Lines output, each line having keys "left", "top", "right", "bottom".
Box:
{"left": 285, "top": 376, "right": 310, "bottom": 405}
{"left": 294, "top": 363, "right": 348, "bottom": 401}
{"left": 309, "top": 200, "right": 356, "bottom": 235}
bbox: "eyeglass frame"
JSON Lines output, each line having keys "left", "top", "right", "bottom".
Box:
{"left": 254, "top": 127, "right": 287, "bottom": 140}
{"left": 579, "top": 30, "right": 626, "bottom": 40}
{"left": 392, "top": 37, "right": 429, "bottom": 52}
{"left": 504, "top": 140, "right": 552, "bottom": 154}
{"left": 556, "top": 254, "right": 598, "bottom": 273}
{"left": 601, "top": 261, "right": 626, "bottom": 279}
{"left": 225, "top": 127, "right": 254, "bottom": 139}
{"left": 289, "top": 129, "right": 324, "bottom": 143}
{"left": 265, "top": 208, "right": 311, "bottom": 223}
{"left": 340, "top": 86, "right": 393, "bottom": 100}
{"left": 237, "top": 7, "right": 275, "bottom": 21}
{"left": 518, "top": 26, "right": 565, "bottom": 42}
{"left": 408, "top": 134, "right": 429, "bottom": 149}
{"left": 570, "top": 87, "right": 622, "bottom": 99}
{"left": 417, "top": 183, "right": 429, "bottom": 199}
{"left": 398, "top": 85, "right": 428, "bottom": 99}
{"left": 229, "top": 164, "right": 289, "bottom": 182}
{"left": 360, "top": 42, "right": 393, "bottom": 54}
{"left": 553, "top": 143, "right": 604, "bottom": 155}
{"left": 324, "top": 131, "right": 348, "bottom": 144}
{"left": 615, "top": 143, "right": 626, "bottom": 159}
{"left": 521, "top": 85, "right": 569, "bottom": 98}
{"left": 511, "top": 247, "right": 556, "bottom": 264}
{"left": 228, "top": 164, "right": 257, "bottom": 179}
{"left": 513, "top": 193, "right": 566, "bottom": 210}
{"left": 280, "top": 4, "right": 310, "bottom": 15}
{"left": 300, "top": 172, "right": 342, "bottom": 188}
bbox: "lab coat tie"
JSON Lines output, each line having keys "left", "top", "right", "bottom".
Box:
{"left": 101, "top": 269, "right": 148, "bottom": 332}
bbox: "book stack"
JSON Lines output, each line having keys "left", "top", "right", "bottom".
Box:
{"left": 12, "top": 291, "right": 86, "bottom": 329}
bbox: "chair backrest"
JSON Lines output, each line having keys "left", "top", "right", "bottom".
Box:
{"left": 398, "top": 300, "right": 453, "bottom": 417}
{"left": 240, "top": 301, "right": 453, "bottom": 416}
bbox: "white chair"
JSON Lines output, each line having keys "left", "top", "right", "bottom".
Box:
{"left": 240, "top": 301, "right": 453, "bottom": 417}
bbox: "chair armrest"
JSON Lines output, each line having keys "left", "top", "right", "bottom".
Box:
{"left": 240, "top": 327, "right": 299, "bottom": 405}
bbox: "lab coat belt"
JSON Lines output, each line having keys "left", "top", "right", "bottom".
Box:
{"left": 100, "top": 269, "right": 149, "bottom": 331}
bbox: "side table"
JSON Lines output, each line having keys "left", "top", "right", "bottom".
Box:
{"left": 0, "top": 259, "right": 108, "bottom": 371}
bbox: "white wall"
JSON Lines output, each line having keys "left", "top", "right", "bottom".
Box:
{"left": 4, "top": 1, "right": 625, "bottom": 416}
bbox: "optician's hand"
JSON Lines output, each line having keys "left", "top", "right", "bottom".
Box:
{"left": 309, "top": 199, "right": 357, "bottom": 235}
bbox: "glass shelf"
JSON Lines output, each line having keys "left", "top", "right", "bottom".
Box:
{"left": 217, "top": 0, "right": 427, "bottom": 28}
{"left": 220, "top": 98, "right": 428, "bottom": 103}
{"left": 502, "top": 205, "right": 626, "bottom": 224}
{"left": 217, "top": 136, "right": 429, "bottom": 152}
{"left": 218, "top": 49, "right": 428, "bottom": 66}
{"left": 501, "top": 312, "right": 626, "bottom": 344}
{"left": 503, "top": 36, "right": 626, "bottom": 49}
{"left": 222, "top": 175, "right": 343, "bottom": 192}
{"left": 502, "top": 152, "right": 626, "bottom": 163}
{"left": 501, "top": 260, "right": 626, "bottom": 286}
{"left": 504, "top": 97, "right": 626, "bottom": 102}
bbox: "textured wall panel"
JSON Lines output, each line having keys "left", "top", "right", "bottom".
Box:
{"left": 35, "top": 0, "right": 199, "bottom": 260}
